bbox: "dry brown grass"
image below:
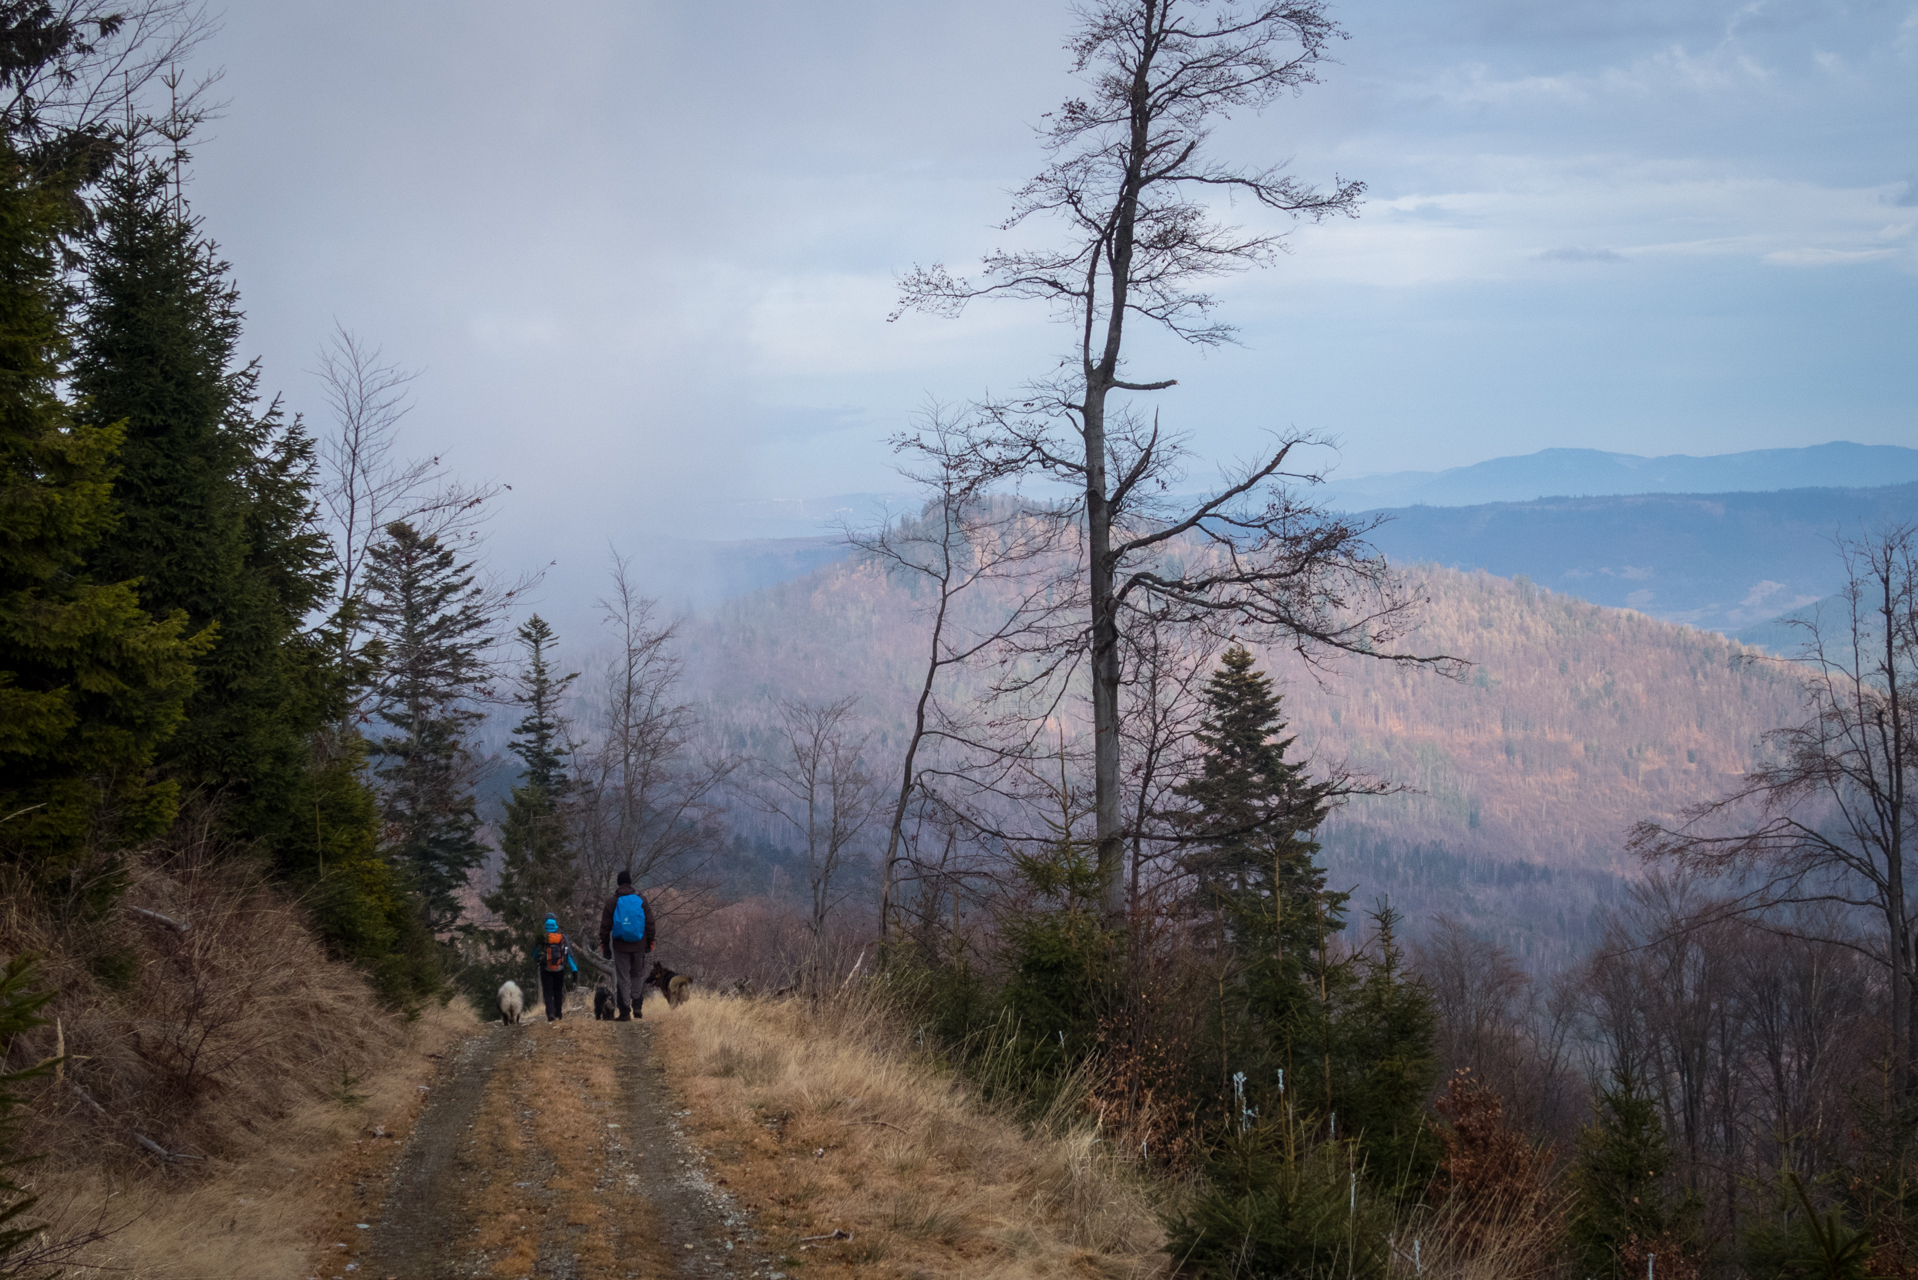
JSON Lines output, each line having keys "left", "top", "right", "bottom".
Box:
{"left": 650, "top": 987, "right": 1167, "bottom": 1279}
{"left": 1387, "top": 1191, "right": 1573, "bottom": 1280}
{"left": 0, "top": 838, "right": 482, "bottom": 1278}
{"left": 35, "top": 999, "right": 475, "bottom": 1280}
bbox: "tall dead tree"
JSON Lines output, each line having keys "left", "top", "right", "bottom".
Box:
{"left": 1631, "top": 524, "right": 1918, "bottom": 1108}
{"left": 896, "top": 0, "right": 1449, "bottom": 918}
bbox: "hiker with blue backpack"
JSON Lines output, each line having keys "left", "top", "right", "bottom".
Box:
{"left": 536, "top": 914, "right": 579, "bottom": 1022}
{"left": 597, "top": 869, "right": 654, "bottom": 1021}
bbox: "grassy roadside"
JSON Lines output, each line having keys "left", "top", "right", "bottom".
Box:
{"left": 649, "top": 989, "right": 1167, "bottom": 1279}
{"left": 47, "top": 1000, "right": 479, "bottom": 1280}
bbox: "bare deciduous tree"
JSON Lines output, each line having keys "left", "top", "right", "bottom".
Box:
{"left": 895, "top": 0, "right": 1454, "bottom": 916}
{"left": 1630, "top": 524, "right": 1918, "bottom": 1106}
{"left": 0, "top": 0, "right": 211, "bottom": 165}
{"left": 311, "top": 325, "right": 501, "bottom": 676}
{"left": 846, "top": 409, "right": 1065, "bottom": 946}
{"left": 752, "top": 696, "right": 882, "bottom": 991}
{"left": 1580, "top": 875, "right": 1879, "bottom": 1237}
{"left": 569, "top": 552, "right": 733, "bottom": 928}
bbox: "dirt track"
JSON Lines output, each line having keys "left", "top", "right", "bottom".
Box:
{"left": 326, "top": 1003, "right": 776, "bottom": 1280}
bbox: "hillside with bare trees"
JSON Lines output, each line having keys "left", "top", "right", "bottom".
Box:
{"left": 678, "top": 556, "right": 1808, "bottom": 961}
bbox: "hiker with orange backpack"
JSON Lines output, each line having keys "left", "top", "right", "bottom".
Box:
{"left": 535, "top": 915, "right": 578, "bottom": 1022}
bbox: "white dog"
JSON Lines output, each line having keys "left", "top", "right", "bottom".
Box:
{"left": 497, "top": 980, "right": 524, "bottom": 1025}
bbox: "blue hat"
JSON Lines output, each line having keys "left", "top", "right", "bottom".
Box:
{"left": 544, "top": 916, "right": 558, "bottom": 931}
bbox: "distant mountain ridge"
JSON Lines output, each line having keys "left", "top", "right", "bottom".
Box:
{"left": 636, "top": 481, "right": 1916, "bottom": 638}
{"left": 1319, "top": 441, "right": 1918, "bottom": 510}
{"left": 1364, "top": 482, "right": 1918, "bottom": 633}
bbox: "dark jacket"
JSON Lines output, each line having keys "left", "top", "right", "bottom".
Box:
{"left": 599, "top": 886, "right": 655, "bottom": 956}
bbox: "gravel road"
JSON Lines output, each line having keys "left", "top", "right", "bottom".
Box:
{"left": 336, "top": 1009, "right": 778, "bottom": 1280}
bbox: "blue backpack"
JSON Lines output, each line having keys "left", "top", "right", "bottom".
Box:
{"left": 612, "top": 892, "right": 647, "bottom": 943}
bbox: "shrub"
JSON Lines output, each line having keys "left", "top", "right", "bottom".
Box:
{"left": 1166, "top": 1111, "right": 1390, "bottom": 1280}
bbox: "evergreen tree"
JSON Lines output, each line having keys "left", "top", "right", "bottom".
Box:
{"left": 70, "top": 144, "right": 336, "bottom": 848}
{"left": 1176, "top": 646, "right": 1345, "bottom": 1109}
{"left": 1331, "top": 905, "right": 1439, "bottom": 1200}
{"left": 0, "top": 139, "right": 202, "bottom": 883}
{"left": 1567, "top": 1073, "right": 1700, "bottom": 1279}
{"left": 363, "top": 520, "right": 492, "bottom": 932}
{"left": 999, "top": 831, "right": 1120, "bottom": 1086}
{"left": 1177, "top": 644, "right": 1342, "bottom": 1004}
{"left": 483, "top": 615, "right": 578, "bottom": 958}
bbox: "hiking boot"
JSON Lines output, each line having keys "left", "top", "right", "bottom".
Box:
{"left": 614, "top": 1008, "right": 631, "bottom": 1022}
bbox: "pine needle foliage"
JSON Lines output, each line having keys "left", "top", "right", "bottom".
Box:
{"left": 483, "top": 614, "right": 579, "bottom": 964}
{"left": 71, "top": 142, "right": 338, "bottom": 858}
{"left": 1167, "top": 1103, "right": 1390, "bottom": 1280}
{"left": 1567, "top": 1072, "right": 1702, "bottom": 1280}
{"left": 0, "top": 139, "right": 202, "bottom": 884}
{"left": 363, "top": 520, "right": 492, "bottom": 933}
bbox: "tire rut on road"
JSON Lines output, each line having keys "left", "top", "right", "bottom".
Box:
{"left": 353, "top": 1025, "right": 512, "bottom": 1278}
{"left": 342, "top": 1007, "right": 779, "bottom": 1280}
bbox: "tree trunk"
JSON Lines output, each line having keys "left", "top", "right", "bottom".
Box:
{"left": 1085, "top": 379, "right": 1124, "bottom": 921}
{"left": 881, "top": 568, "right": 951, "bottom": 949}
{"left": 1882, "top": 558, "right": 1913, "bottom": 1107}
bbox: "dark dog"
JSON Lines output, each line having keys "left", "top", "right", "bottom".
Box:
{"left": 646, "top": 961, "right": 692, "bottom": 1008}
{"left": 592, "top": 983, "right": 616, "bottom": 1021}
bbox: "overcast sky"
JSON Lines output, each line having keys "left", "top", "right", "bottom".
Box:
{"left": 187, "top": 0, "right": 1915, "bottom": 585}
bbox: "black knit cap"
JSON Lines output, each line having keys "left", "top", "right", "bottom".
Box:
{"left": 617, "top": 869, "right": 632, "bottom": 886}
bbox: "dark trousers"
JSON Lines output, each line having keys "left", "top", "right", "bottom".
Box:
{"left": 539, "top": 968, "right": 566, "bottom": 1020}
{"left": 612, "top": 949, "right": 645, "bottom": 1014}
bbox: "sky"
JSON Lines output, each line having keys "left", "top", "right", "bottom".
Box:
{"left": 184, "top": 0, "right": 1917, "bottom": 596}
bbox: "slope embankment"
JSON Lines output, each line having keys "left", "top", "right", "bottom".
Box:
{"left": 652, "top": 991, "right": 1164, "bottom": 1280}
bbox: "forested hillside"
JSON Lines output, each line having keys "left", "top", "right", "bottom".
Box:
{"left": 678, "top": 556, "right": 1808, "bottom": 959}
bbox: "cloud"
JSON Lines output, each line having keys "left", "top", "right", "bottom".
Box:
{"left": 1536, "top": 246, "right": 1623, "bottom": 262}
{"left": 1740, "top": 579, "right": 1788, "bottom": 608}
{"left": 1233, "top": 167, "right": 1916, "bottom": 290}
{"left": 1763, "top": 247, "right": 1900, "bottom": 266}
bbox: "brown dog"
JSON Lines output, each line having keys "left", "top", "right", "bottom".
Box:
{"left": 645, "top": 961, "right": 692, "bottom": 1008}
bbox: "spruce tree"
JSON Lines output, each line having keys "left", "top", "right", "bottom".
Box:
{"left": 0, "top": 139, "right": 202, "bottom": 883}
{"left": 1176, "top": 644, "right": 1342, "bottom": 949}
{"left": 70, "top": 143, "right": 336, "bottom": 848}
{"left": 363, "top": 520, "right": 493, "bottom": 932}
{"left": 1567, "top": 1073, "right": 1699, "bottom": 1279}
{"left": 1176, "top": 645, "right": 1345, "bottom": 1103}
{"left": 1333, "top": 905, "right": 1439, "bottom": 1201}
{"left": 483, "top": 615, "right": 578, "bottom": 959}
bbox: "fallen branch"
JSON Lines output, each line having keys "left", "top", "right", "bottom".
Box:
{"left": 73, "top": 1083, "right": 203, "bottom": 1162}
{"left": 838, "top": 945, "right": 869, "bottom": 993}
{"left": 799, "top": 1229, "right": 853, "bottom": 1243}
{"left": 127, "top": 906, "right": 190, "bottom": 933}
